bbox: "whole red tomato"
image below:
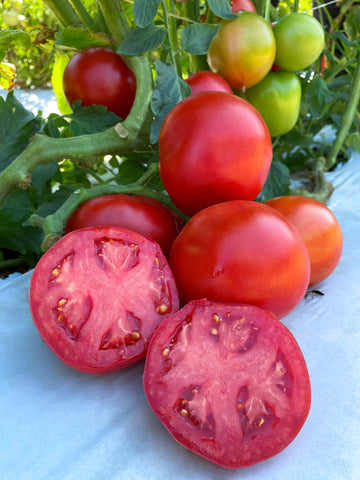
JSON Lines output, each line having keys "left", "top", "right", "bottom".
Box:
{"left": 169, "top": 200, "right": 310, "bottom": 319}
{"left": 232, "top": 0, "right": 256, "bottom": 13}
{"left": 63, "top": 47, "right": 136, "bottom": 119}
{"left": 184, "top": 71, "right": 233, "bottom": 94}
{"left": 65, "top": 194, "right": 183, "bottom": 257}
{"left": 159, "top": 91, "right": 272, "bottom": 216}
{"left": 265, "top": 195, "right": 343, "bottom": 286}
{"left": 207, "top": 12, "right": 276, "bottom": 90}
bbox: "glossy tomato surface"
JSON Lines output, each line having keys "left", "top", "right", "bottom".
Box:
{"left": 273, "top": 13, "right": 325, "bottom": 72}
{"left": 246, "top": 71, "right": 302, "bottom": 136}
{"left": 29, "top": 226, "right": 179, "bottom": 374}
{"left": 63, "top": 47, "right": 136, "bottom": 119}
{"left": 207, "top": 13, "right": 276, "bottom": 90}
{"left": 169, "top": 200, "right": 310, "bottom": 318}
{"left": 143, "top": 299, "right": 311, "bottom": 469}
{"left": 65, "top": 194, "right": 183, "bottom": 257}
{"left": 159, "top": 92, "right": 272, "bottom": 216}
{"left": 265, "top": 195, "right": 343, "bottom": 286}
{"left": 232, "top": 0, "right": 257, "bottom": 13}
{"left": 184, "top": 71, "right": 233, "bottom": 94}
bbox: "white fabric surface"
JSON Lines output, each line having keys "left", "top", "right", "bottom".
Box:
{"left": 1, "top": 152, "right": 360, "bottom": 480}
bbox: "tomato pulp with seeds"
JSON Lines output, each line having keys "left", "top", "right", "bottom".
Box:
{"left": 29, "top": 226, "right": 179, "bottom": 374}
{"left": 143, "top": 299, "right": 311, "bottom": 469}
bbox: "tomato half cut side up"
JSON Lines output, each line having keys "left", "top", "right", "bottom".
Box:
{"left": 29, "top": 226, "right": 179, "bottom": 374}
{"left": 143, "top": 299, "right": 311, "bottom": 469}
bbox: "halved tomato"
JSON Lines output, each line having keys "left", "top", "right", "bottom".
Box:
{"left": 143, "top": 299, "right": 311, "bottom": 468}
{"left": 29, "top": 226, "right": 179, "bottom": 374}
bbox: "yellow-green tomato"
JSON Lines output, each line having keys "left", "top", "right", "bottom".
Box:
{"left": 273, "top": 13, "right": 325, "bottom": 72}
{"left": 246, "top": 71, "right": 302, "bottom": 136}
{"left": 207, "top": 12, "right": 276, "bottom": 90}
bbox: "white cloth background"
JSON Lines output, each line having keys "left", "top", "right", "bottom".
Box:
{"left": 1, "top": 145, "right": 360, "bottom": 478}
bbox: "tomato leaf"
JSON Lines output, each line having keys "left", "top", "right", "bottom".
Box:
{"left": 207, "top": 0, "right": 237, "bottom": 19}
{"left": 118, "top": 23, "right": 166, "bottom": 55}
{"left": 0, "top": 92, "right": 43, "bottom": 172}
{"left": 54, "top": 26, "right": 112, "bottom": 50}
{"left": 132, "top": 0, "right": 161, "bottom": 28}
{"left": 0, "top": 29, "right": 31, "bottom": 62}
{"left": 305, "top": 75, "right": 330, "bottom": 119}
{"left": 181, "top": 23, "right": 219, "bottom": 55}
{"left": 150, "top": 61, "right": 191, "bottom": 144}
{"left": 67, "top": 101, "right": 122, "bottom": 135}
{"left": 258, "top": 160, "right": 290, "bottom": 201}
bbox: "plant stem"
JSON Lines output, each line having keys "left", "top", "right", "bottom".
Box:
{"left": 0, "top": 55, "right": 153, "bottom": 206}
{"left": 69, "top": 0, "right": 94, "bottom": 27}
{"left": 43, "top": 0, "right": 80, "bottom": 26}
{"left": 326, "top": 58, "right": 360, "bottom": 169}
{"left": 162, "top": 0, "right": 182, "bottom": 76}
{"left": 30, "top": 164, "right": 188, "bottom": 252}
{"left": 98, "top": 0, "right": 130, "bottom": 45}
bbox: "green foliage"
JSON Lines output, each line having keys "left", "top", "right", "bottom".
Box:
{"left": 0, "top": 0, "right": 359, "bottom": 275}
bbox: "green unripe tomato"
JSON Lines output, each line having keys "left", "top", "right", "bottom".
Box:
{"left": 273, "top": 13, "right": 325, "bottom": 72}
{"left": 207, "top": 12, "right": 276, "bottom": 90}
{"left": 246, "top": 71, "right": 302, "bottom": 136}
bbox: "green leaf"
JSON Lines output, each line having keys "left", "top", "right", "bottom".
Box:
{"left": 0, "top": 29, "right": 31, "bottom": 62}
{"left": 305, "top": 75, "right": 330, "bottom": 119}
{"left": 54, "top": 26, "right": 112, "bottom": 51}
{"left": 0, "top": 224, "right": 42, "bottom": 254}
{"left": 346, "top": 132, "right": 360, "bottom": 153}
{"left": 68, "top": 101, "right": 122, "bottom": 135}
{"left": 258, "top": 161, "right": 290, "bottom": 201}
{"left": 118, "top": 23, "right": 166, "bottom": 55}
{"left": 181, "top": 23, "right": 219, "bottom": 55}
{"left": 207, "top": 0, "right": 237, "bottom": 19}
{"left": 0, "top": 92, "right": 42, "bottom": 172}
{"left": 133, "top": 0, "right": 161, "bottom": 28}
{"left": 150, "top": 61, "right": 191, "bottom": 144}
{"left": 344, "top": 5, "right": 360, "bottom": 42}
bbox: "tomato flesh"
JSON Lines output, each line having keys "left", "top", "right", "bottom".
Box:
{"left": 29, "top": 226, "right": 179, "bottom": 374}
{"left": 143, "top": 299, "right": 311, "bottom": 469}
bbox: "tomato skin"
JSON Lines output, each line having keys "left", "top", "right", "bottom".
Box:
{"left": 65, "top": 194, "right": 183, "bottom": 257}
{"left": 231, "top": 0, "right": 257, "bottom": 13}
{"left": 184, "top": 71, "right": 233, "bottom": 94}
{"left": 264, "top": 195, "right": 343, "bottom": 286}
{"left": 246, "top": 71, "right": 302, "bottom": 136}
{"left": 63, "top": 47, "right": 136, "bottom": 119}
{"left": 143, "top": 299, "right": 311, "bottom": 468}
{"left": 29, "top": 226, "right": 179, "bottom": 374}
{"left": 207, "top": 13, "right": 276, "bottom": 90}
{"left": 169, "top": 200, "right": 310, "bottom": 319}
{"left": 273, "top": 13, "right": 325, "bottom": 72}
{"left": 159, "top": 91, "right": 272, "bottom": 216}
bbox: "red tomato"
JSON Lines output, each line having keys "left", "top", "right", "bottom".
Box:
{"left": 143, "top": 299, "right": 311, "bottom": 468}
{"left": 232, "top": 0, "right": 257, "bottom": 13}
{"left": 65, "top": 194, "right": 183, "bottom": 257}
{"left": 159, "top": 91, "right": 272, "bottom": 216}
{"left": 29, "top": 226, "right": 179, "bottom": 374}
{"left": 63, "top": 47, "right": 136, "bottom": 119}
{"left": 207, "top": 13, "right": 276, "bottom": 90}
{"left": 184, "top": 71, "right": 233, "bottom": 94}
{"left": 169, "top": 200, "right": 310, "bottom": 319}
{"left": 264, "top": 195, "right": 343, "bottom": 286}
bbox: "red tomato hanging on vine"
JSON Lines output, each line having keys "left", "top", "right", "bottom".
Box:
{"left": 159, "top": 91, "right": 272, "bottom": 216}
